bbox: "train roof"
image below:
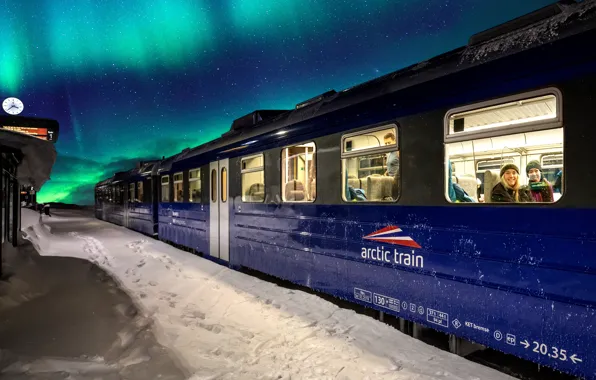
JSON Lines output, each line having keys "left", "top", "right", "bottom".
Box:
{"left": 95, "top": 159, "right": 161, "bottom": 188}
{"left": 149, "top": 0, "right": 596, "bottom": 173}
{"left": 96, "top": 0, "right": 596, "bottom": 182}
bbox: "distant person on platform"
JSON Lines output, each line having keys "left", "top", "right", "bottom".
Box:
{"left": 43, "top": 203, "right": 52, "bottom": 217}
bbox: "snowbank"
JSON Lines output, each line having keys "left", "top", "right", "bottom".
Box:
{"left": 21, "top": 207, "right": 40, "bottom": 231}
{"left": 22, "top": 209, "right": 515, "bottom": 380}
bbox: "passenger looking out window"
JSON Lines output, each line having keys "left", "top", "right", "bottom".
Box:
{"left": 342, "top": 124, "right": 399, "bottom": 202}
{"left": 445, "top": 91, "right": 564, "bottom": 204}
{"left": 383, "top": 132, "right": 399, "bottom": 177}
{"left": 491, "top": 164, "right": 534, "bottom": 203}
{"left": 526, "top": 161, "right": 554, "bottom": 203}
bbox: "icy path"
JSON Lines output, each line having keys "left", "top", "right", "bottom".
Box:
{"left": 21, "top": 209, "right": 515, "bottom": 380}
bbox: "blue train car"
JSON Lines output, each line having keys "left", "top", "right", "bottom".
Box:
{"left": 94, "top": 160, "right": 160, "bottom": 236}
{"left": 155, "top": 149, "right": 211, "bottom": 257}
{"left": 96, "top": 2, "right": 596, "bottom": 378}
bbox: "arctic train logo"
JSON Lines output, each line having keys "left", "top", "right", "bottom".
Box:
{"left": 363, "top": 226, "right": 422, "bottom": 249}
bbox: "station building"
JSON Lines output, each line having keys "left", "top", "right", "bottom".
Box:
{"left": 0, "top": 115, "right": 59, "bottom": 277}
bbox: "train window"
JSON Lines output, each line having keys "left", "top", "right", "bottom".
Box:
{"left": 147, "top": 178, "right": 152, "bottom": 202}
{"left": 221, "top": 167, "right": 227, "bottom": 203}
{"left": 211, "top": 169, "right": 216, "bottom": 203}
{"left": 189, "top": 169, "right": 201, "bottom": 203}
{"left": 161, "top": 175, "right": 170, "bottom": 202}
{"left": 445, "top": 89, "right": 563, "bottom": 204}
{"left": 281, "top": 142, "right": 316, "bottom": 202}
{"left": 115, "top": 184, "right": 124, "bottom": 205}
{"left": 137, "top": 181, "right": 143, "bottom": 202}
{"left": 129, "top": 183, "right": 135, "bottom": 203}
{"left": 173, "top": 172, "right": 183, "bottom": 202}
{"left": 540, "top": 153, "right": 563, "bottom": 195}
{"left": 341, "top": 124, "right": 399, "bottom": 202}
{"left": 241, "top": 154, "right": 265, "bottom": 202}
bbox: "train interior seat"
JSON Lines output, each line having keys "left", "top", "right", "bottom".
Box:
{"left": 347, "top": 176, "right": 360, "bottom": 190}
{"left": 366, "top": 174, "right": 393, "bottom": 201}
{"left": 285, "top": 180, "right": 305, "bottom": 201}
{"left": 484, "top": 170, "right": 500, "bottom": 203}
{"left": 246, "top": 183, "right": 265, "bottom": 202}
{"left": 455, "top": 174, "right": 478, "bottom": 201}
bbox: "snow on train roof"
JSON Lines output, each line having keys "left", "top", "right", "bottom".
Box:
{"left": 462, "top": 0, "right": 596, "bottom": 64}
{"left": 96, "top": 160, "right": 159, "bottom": 187}
{"left": 156, "top": 0, "right": 596, "bottom": 171}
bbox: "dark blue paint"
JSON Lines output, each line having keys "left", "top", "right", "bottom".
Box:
{"left": 229, "top": 201, "right": 595, "bottom": 378}
{"left": 157, "top": 202, "right": 209, "bottom": 255}
{"left": 95, "top": 202, "right": 155, "bottom": 236}
{"left": 126, "top": 203, "right": 156, "bottom": 236}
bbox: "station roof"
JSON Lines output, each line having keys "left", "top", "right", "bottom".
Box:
{"left": 0, "top": 129, "right": 57, "bottom": 191}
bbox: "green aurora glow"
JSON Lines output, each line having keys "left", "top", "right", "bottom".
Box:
{"left": 0, "top": 0, "right": 557, "bottom": 204}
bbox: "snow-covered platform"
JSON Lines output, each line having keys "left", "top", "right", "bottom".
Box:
{"left": 16, "top": 208, "right": 516, "bottom": 380}
{"left": 0, "top": 214, "right": 187, "bottom": 379}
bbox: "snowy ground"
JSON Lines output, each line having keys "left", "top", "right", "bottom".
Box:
{"left": 20, "top": 209, "right": 516, "bottom": 380}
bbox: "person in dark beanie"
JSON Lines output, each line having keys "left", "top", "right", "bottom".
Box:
{"left": 491, "top": 163, "right": 534, "bottom": 203}
{"left": 526, "top": 160, "right": 554, "bottom": 202}
{"left": 43, "top": 203, "right": 52, "bottom": 217}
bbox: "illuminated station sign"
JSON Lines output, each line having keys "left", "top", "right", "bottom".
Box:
{"left": 0, "top": 116, "right": 59, "bottom": 143}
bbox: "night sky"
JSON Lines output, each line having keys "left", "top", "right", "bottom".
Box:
{"left": 1, "top": 0, "right": 556, "bottom": 205}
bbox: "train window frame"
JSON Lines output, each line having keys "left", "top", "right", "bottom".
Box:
{"left": 540, "top": 152, "right": 563, "bottom": 168}
{"left": 147, "top": 178, "right": 152, "bottom": 203}
{"left": 188, "top": 168, "right": 201, "bottom": 203}
{"left": 137, "top": 181, "right": 144, "bottom": 203}
{"left": 476, "top": 158, "right": 515, "bottom": 173}
{"left": 128, "top": 182, "right": 135, "bottom": 203}
{"left": 211, "top": 169, "right": 216, "bottom": 203}
{"left": 241, "top": 153, "right": 265, "bottom": 203}
{"left": 540, "top": 152, "right": 563, "bottom": 195}
{"left": 221, "top": 167, "right": 227, "bottom": 203}
{"left": 444, "top": 88, "right": 562, "bottom": 143}
{"left": 280, "top": 141, "right": 317, "bottom": 203}
{"left": 161, "top": 175, "right": 170, "bottom": 203}
{"left": 340, "top": 123, "right": 400, "bottom": 203}
{"left": 173, "top": 172, "right": 183, "bottom": 202}
{"left": 444, "top": 88, "right": 564, "bottom": 205}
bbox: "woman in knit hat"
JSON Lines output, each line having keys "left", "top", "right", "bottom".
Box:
{"left": 526, "top": 160, "right": 554, "bottom": 202}
{"left": 491, "top": 163, "right": 534, "bottom": 203}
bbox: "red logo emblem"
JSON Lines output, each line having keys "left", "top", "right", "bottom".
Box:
{"left": 363, "top": 226, "right": 421, "bottom": 249}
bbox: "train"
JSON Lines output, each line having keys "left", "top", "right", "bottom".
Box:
{"left": 94, "top": 2, "right": 596, "bottom": 378}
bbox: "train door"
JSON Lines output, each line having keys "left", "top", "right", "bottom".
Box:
{"left": 208, "top": 159, "right": 230, "bottom": 262}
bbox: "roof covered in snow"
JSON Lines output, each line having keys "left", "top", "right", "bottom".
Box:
{"left": 461, "top": 0, "right": 596, "bottom": 64}
{"left": 0, "top": 129, "right": 57, "bottom": 191}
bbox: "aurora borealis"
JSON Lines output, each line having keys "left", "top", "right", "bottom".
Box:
{"left": 1, "top": 0, "right": 556, "bottom": 205}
